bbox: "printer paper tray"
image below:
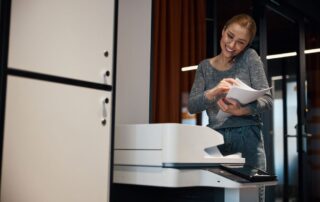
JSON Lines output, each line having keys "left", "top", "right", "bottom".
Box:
{"left": 114, "top": 150, "right": 245, "bottom": 167}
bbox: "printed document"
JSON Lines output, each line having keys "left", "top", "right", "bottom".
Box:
{"left": 216, "top": 78, "right": 272, "bottom": 119}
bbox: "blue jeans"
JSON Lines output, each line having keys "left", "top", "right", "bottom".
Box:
{"left": 216, "top": 125, "right": 266, "bottom": 202}
{"left": 216, "top": 125, "right": 266, "bottom": 170}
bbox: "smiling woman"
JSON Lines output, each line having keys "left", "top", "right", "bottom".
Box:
{"left": 188, "top": 13, "right": 272, "bottom": 202}
{"left": 212, "top": 19, "right": 253, "bottom": 71}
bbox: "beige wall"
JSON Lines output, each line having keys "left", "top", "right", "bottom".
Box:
{"left": 116, "top": 0, "right": 152, "bottom": 124}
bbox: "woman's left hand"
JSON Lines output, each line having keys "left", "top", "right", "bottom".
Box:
{"left": 217, "top": 98, "right": 250, "bottom": 116}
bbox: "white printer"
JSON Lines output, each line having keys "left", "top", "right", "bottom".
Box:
{"left": 113, "top": 123, "right": 276, "bottom": 202}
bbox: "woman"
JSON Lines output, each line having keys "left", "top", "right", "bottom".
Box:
{"left": 188, "top": 14, "right": 272, "bottom": 201}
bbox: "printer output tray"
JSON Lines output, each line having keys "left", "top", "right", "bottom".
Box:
{"left": 220, "top": 164, "right": 277, "bottom": 182}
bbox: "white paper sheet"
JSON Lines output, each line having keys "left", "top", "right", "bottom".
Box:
{"left": 216, "top": 78, "right": 272, "bottom": 120}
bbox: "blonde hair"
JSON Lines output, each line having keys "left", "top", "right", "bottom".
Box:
{"left": 224, "top": 14, "right": 257, "bottom": 43}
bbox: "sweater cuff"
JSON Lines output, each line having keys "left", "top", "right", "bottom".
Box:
{"left": 203, "top": 91, "right": 216, "bottom": 106}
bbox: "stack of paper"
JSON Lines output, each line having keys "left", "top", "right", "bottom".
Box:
{"left": 216, "top": 78, "right": 272, "bottom": 119}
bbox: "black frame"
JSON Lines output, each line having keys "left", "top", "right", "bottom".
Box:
{"left": 109, "top": 0, "right": 118, "bottom": 201}
{"left": 262, "top": 2, "right": 308, "bottom": 202}
{"left": 0, "top": 0, "right": 11, "bottom": 185}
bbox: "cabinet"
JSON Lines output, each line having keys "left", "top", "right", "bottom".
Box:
{"left": 8, "top": 0, "right": 115, "bottom": 84}
{"left": 1, "top": 76, "right": 112, "bottom": 202}
{"left": 0, "top": 0, "right": 116, "bottom": 201}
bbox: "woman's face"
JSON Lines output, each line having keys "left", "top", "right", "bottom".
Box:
{"left": 220, "top": 22, "right": 251, "bottom": 58}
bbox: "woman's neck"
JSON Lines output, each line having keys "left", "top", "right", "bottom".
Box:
{"left": 211, "top": 54, "right": 234, "bottom": 71}
{"left": 218, "top": 53, "right": 234, "bottom": 65}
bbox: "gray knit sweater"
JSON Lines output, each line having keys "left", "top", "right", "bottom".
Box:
{"left": 188, "top": 48, "right": 273, "bottom": 129}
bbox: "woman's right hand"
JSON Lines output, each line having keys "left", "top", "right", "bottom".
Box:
{"left": 205, "top": 78, "right": 237, "bottom": 100}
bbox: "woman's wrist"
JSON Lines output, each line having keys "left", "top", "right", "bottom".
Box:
{"left": 204, "top": 89, "right": 216, "bottom": 101}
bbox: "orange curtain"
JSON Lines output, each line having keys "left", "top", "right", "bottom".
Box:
{"left": 151, "top": 0, "right": 206, "bottom": 123}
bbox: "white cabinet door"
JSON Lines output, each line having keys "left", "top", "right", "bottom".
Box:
{"left": 1, "top": 76, "right": 112, "bottom": 202}
{"left": 9, "top": 0, "right": 114, "bottom": 84}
